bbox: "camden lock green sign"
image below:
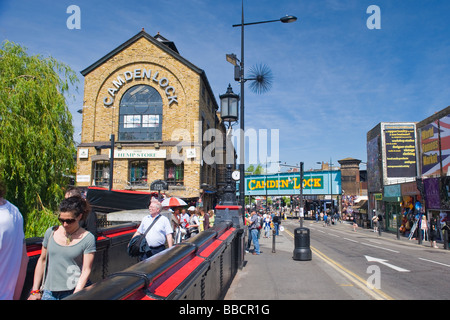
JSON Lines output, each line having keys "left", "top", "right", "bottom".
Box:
{"left": 243, "top": 171, "right": 341, "bottom": 196}
{"left": 247, "top": 176, "right": 323, "bottom": 191}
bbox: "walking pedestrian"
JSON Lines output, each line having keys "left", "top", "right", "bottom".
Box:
{"left": 188, "top": 207, "right": 200, "bottom": 238}
{"left": 0, "top": 179, "right": 28, "bottom": 300}
{"left": 28, "top": 196, "right": 96, "bottom": 300}
{"left": 323, "top": 212, "right": 328, "bottom": 227}
{"left": 430, "top": 217, "right": 438, "bottom": 248}
{"left": 372, "top": 214, "right": 379, "bottom": 233}
{"left": 245, "top": 210, "right": 260, "bottom": 255}
{"left": 131, "top": 199, "right": 173, "bottom": 261}
{"left": 421, "top": 215, "right": 428, "bottom": 241}
{"left": 273, "top": 213, "right": 280, "bottom": 235}
{"left": 208, "top": 210, "right": 215, "bottom": 227}
{"left": 352, "top": 216, "right": 358, "bottom": 232}
{"left": 264, "top": 214, "right": 272, "bottom": 238}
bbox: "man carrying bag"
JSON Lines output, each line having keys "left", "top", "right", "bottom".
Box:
{"left": 128, "top": 199, "right": 173, "bottom": 260}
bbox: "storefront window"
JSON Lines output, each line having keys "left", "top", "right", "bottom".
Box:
{"left": 165, "top": 161, "right": 184, "bottom": 186}
{"left": 93, "top": 161, "right": 110, "bottom": 186}
{"left": 119, "top": 85, "right": 163, "bottom": 141}
{"left": 129, "top": 160, "right": 148, "bottom": 187}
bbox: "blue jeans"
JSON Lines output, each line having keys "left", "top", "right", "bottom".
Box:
{"left": 250, "top": 228, "right": 260, "bottom": 254}
{"left": 42, "top": 289, "right": 74, "bottom": 300}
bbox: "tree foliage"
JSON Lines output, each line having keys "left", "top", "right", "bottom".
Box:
{"left": 0, "top": 41, "right": 79, "bottom": 237}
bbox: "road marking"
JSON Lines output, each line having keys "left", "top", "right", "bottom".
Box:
{"left": 312, "top": 247, "right": 394, "bottom": 300}
{"left": 284, "top": 229, "right": 394, "bottom": 300}
{"left": 329, "top": 233, "right": 340, "bottom": 238}
{"left": 365, "top": 256, "right": 410, "bottom": 272}
{"left": 419, "top": 257, "right": 450, "bottom": 268}
{"left": 344, "top": 237, "right": 359, "bottom": 243}
{"left": 361, "top": 242, "right": 399, "bottom": 253}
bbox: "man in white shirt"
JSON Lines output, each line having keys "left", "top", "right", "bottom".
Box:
{"left": 0, "top": 179, "right": 29, "bottom": 299}
{"left": 133, "top": 199, "right": 173, "bottom": 260}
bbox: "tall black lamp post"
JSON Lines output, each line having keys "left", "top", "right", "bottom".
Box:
{"left": 219, "top": 84, "right": 240, "bottom": 206}
{"left": 227, "top": 0, "right": 297, "bottom": 221}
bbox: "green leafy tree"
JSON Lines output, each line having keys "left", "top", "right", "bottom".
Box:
{"left": 0, "top": 41, "right": 79, "bottom": 237}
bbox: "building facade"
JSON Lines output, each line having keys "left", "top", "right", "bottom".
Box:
{"left": 367, "top": 109, "right": 450, "bottom": 238}
{"left": 76, "top": 30, "right": 228, "bottom": 210}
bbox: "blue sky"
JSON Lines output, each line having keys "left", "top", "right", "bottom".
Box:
{"left": 1, "top": 0, "right": 450, "bottom": 173}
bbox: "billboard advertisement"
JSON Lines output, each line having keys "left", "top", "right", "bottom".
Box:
{"left": 384, "top": 125, "right": 417, "bottom": 178}
{"left": 419, "top": 114, "right": 450, "bottom": 177}
{"left": 367, "top": 135, "right": 382, "bottom": 192}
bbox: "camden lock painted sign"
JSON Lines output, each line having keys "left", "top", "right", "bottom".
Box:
{"left": 244, "top": 171, "right": 341, "bottom": 196}
{"left": 103, "top": 68, "right": 178, "bottom": 107}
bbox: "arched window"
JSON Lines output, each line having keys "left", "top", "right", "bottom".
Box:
{"left": 119, "top": 85, "right": 163, "bottom": 141}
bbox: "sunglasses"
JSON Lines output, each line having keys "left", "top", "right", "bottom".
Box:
{"left": 58, "top": 218, "right": 77, "bottom": 224}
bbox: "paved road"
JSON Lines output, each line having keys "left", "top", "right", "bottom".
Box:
{"left": 225, "top": 219, "right": 450, "bottom": 300}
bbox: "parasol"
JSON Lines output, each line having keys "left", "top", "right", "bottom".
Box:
{"left": 160, "top": 197, "right": 187, "bottom": 207}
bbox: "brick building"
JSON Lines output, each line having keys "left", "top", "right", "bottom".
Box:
{"left": 75, "top": 29, "right": 228, "bottom": 210}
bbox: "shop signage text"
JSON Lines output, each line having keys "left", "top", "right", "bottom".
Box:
{"left": 112, "top": 149, "right": 166, "bottom": 159}
{"left": 103, "top": 68, "right": 178, "bottom": 107}
{"left": 247, "top": 176, "right": 323, "bottom": 191}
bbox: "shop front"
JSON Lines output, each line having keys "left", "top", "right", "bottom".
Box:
{"left": 383, "top": 184, "right": 401, "bottom": 232}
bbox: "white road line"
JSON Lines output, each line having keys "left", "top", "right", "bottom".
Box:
{"left": 361, "top": 242, "right": 399, "bottom": 253}
{"left": 419, "top": 257, "right": 450, "bottom": 268}
{"left": 329, "top": 233, "right": 340, "bottom": 238}
{"left": 344, "top": 238, "right": 359, "bottom": 243}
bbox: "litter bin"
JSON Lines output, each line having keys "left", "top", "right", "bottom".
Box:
{"left": 293, "top": 227, "right": 312, "bottom": 261}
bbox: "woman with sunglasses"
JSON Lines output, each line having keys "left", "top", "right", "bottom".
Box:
{"left": 28, "top": 196, "right": 96, "bottom": 300}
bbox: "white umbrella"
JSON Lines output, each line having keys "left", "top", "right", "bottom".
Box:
{"left": 160, "top": 197, "right": 187, "bottom": 207}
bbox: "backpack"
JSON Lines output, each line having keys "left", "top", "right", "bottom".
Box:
{"left": 256, "top": 215, "right": 263, "bottom": 229}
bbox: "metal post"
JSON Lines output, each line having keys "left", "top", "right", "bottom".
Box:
{"left": 272, "top": 228, "right": 276, "bottom": 253}
{"left": 299, "top": 162, "right": 304, "bottom": 227}
{"left": 239, "top": 0, "right": 246, "bottom": 227}
{"left": 109, "top": 134, "right": 115, "bottom": 191}
{"left": 418, "top": 215, "right": 423, "bottom": 245}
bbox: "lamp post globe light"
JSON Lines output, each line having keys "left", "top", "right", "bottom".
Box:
{"left": 227, "top": 0, "right": 297, "bottom": 222}
{"left": 219, "top": 84, "right": 239, "bottom": 125}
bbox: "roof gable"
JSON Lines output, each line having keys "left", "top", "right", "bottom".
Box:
{"left": 80, "top": 29, "right": 202, "bottom": 76}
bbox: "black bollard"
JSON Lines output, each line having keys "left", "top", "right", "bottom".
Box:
{"left": 293, "top": 227, "right": 311, "bottom": 261}
{"left": 272, "top": 228, "right": 276, "bottom": 253}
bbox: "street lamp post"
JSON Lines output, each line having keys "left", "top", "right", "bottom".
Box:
{"left": 219, "top": 84, "right": 239, "bottom": 206}
{"left": 228, "top": 0, "right": 297, "bottom": 222}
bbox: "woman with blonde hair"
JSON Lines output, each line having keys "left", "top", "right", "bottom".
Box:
{"left": 208, "top": 210, "right": 215, "bottom": 228}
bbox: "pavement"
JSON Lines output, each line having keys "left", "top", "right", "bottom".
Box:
{"left": 224, "top": 219, "right": 449, "bottom": 300}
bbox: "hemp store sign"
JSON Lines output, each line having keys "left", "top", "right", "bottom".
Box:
{"left": 113, "top": 149, "right": 166, "bottom": 159}
{"left": 103, "top": 68, "right": 178, "bottom": 107}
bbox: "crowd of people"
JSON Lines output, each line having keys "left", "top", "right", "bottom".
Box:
{"left": 0, "top": 176, "right": 218, "bottom": 300}
{"left": 169, "top": 206, "right": 215, "bottom": 244}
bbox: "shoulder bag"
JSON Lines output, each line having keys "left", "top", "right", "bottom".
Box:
{"left": 127, "top": 215, "right": 161, "bottom": 257}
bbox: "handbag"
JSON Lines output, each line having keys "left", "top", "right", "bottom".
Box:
{"left": 127, "top": 215, "right": 161, "bottom": 257}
